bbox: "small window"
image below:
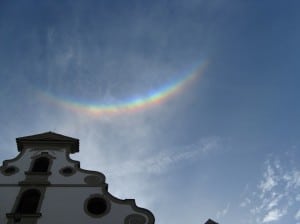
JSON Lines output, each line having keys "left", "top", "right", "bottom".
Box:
{"left": 59, "top": 166, "right": 75, "bottom": 176}
{"left": 16, "top": 189, "right": 41, "bottom": 214}
{"left": 84, "top": 196, "right": 109, "bottom": 217}
{"left": 2, "top": 166, "right": 18, "bottom": 175}
{"left": 87, "top": 197, "right": 107, "bottom": 215}
{"left": 31, "top": 157, "right": 49, "bottom": 172}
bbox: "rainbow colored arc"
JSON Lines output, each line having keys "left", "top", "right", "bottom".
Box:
{"left": 42, "top": 61, "right": 208, "bottom": 117}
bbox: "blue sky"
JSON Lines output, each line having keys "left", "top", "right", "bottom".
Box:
{"left": 0, "top": 0, "right": 300, "bottom": 223}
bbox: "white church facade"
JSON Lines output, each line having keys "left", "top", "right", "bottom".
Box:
{"left": 0, "top": 132, "right": 155, "bottom": 224}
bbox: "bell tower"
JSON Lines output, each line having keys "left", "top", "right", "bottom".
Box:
{"left": 0, "top": 132, "right": 154, "bottom": 224}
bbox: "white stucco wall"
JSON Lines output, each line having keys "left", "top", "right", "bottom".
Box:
{"left": 40, "top": 187, "right": 149, "bottom": 224}
{"left": 0, "top": 147, "right": 153, "bottom": 223}
{"left": 0, "top": 187, "right": 20, "bottom": 223}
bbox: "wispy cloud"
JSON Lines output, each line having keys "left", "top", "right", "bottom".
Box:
{"left": 283, "top": 170, "right": 300, "bottom": 189}
{"left": 217, "top": 203, "right": 230, "bottom": 219}
{"left": 259, "top": 163, "right": 278, "bottom": 195}
{"left": 240, "top": 155, "right": 300, "bottom": 223}
{"left": 107, "top": 136, "right": 220, "bottom": 176}
{"left": 295, "top": 209, "right": 300, "bottom": 221}
{"left": 262, "top": 208, "right": 286, "bottom": 223}
{"left": 240, "top": 197, "right": 251, "bottom": 208}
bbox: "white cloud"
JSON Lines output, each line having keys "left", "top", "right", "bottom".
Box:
{"left": 108, "top": 137, "right": 220, "bottom": 176}
{"left": 291, "top": 171, "right": 300, "bottom": 187}
{"left": 241, "top": 156, "right": 300, "bottom": 223}
{"left": 283, "top": 170, "right": 300, "bottom": 190}
{"left": 259, "top": 164, "right": 278, "bottom": 195}
{"left": 295, "top": 210, "right": 300, "bottom": 221}
{"left": 266, "top": 195, "right": 281, "bottom": 210}
{"left": 217, "top": 203, "right": 230, "bottom": 218}
{"left": 240, "top": 197, "right": 251, "bottom": 207}
{"left": 262, "top": 209, "right": 286, "bottom": 223}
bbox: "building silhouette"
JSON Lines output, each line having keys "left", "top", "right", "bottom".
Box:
{"left": 205, "top": 218, "right": 218, "bottom": 224}
{"left": 0, "top": 132, "right": 154, "bottom": 224}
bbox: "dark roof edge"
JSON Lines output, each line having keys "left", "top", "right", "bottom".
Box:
{"left": 16, "top": 131, "right": 79, "bottom": 153}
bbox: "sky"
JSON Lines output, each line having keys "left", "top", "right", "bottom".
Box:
{"left": 0, "top": 0, "right": 300, "bottom": 223}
